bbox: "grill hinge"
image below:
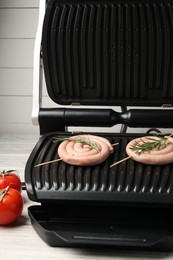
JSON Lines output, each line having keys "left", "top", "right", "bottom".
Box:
{"left": 162, "top": 104, "right": 173, "bottom": 108}
{"left": 71, "top": 102, "right": 81, "bottom": 106}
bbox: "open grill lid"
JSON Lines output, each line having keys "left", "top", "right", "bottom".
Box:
{"left": 42, "top": 0, "right": 173, "bottom": 106}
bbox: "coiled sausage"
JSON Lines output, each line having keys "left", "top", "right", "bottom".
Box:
{"left": 126, "top": 136, "right": 173, "bottom": 165}
{"left": 58, "top": 135, "right": 114, "bottom": 166}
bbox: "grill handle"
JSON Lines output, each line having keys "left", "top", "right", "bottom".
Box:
{"left": 39, "top": 108, "right": 173, "bottom": 134}
{"left": 127, "top": 109, "right": 173, "bottom": 128}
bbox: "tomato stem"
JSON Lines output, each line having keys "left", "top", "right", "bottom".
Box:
{"left": 0, "top": 170, "right": 20, "bottom": 180}
{"left": 0, "top": 171, "right": 9, "bottom": 178}
{"left": 0, "top": 186, "right": 9, "bottom": 202}
{"left": 0, "top": 170, "right": 16, "bottom": 175}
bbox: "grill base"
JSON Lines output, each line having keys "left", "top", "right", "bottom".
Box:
{"left": 28, "top": 203, "right": 173, "bottom": 250}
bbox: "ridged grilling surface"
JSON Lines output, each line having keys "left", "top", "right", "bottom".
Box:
{"left": 26, "top": 133, "right": 173, "bottom": 203}
{"left": 42, "top": 0, "right": 173, "bottom": 105}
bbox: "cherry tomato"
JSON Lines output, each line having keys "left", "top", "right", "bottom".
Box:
{"left": 0, "top": 186, "right": 23, "bottom": 225}
{"left": 0, "top": 170, "right": 22, "bottom": 193}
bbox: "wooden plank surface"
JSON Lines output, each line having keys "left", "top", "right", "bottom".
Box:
{"left": 0, "top": 9, "right": 38, "bottom": 38}
{"left": 0, "top": 0, "right": 39, "bottom": 8}
{"left": 0, "top": 1, "right": 38, "bottom": 135}
{"left": 0, "top": 96, "right": 33, "bottom": 123}
{"left": 0, "top": 69, "right": 33, "bottom": 95}
{"left": 0, "top": 96, "right": 39, "bottom": 135}
{"left": 0, "top": 39, "right": 35, "bottom": 68}
{"left": 0, "top": 123, "right": 39, "bottom": 135}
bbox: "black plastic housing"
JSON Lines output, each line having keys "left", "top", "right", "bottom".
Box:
{"left": 28, "top": 203, "right": 173, "bottom": 250}
{"left": 25, "top": 0, "right": 173, "bottom": 251}
{"left": 38, "top": 107, "right": 173, "bottom": 134}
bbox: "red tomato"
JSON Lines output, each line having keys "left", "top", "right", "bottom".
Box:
{"left": 0, "top": 170, "right": 22, "bottom": 192}
{"left": 0, "top": 186, "right": 23, "bottom": 225}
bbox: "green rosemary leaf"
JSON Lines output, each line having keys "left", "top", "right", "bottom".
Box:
{"left": 53, "top": 136, "right": 100, "bottom": 152}
{"left": 130, "top": 136, "right": 167, "bottom": 153}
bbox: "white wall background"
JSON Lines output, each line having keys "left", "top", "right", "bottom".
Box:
{"left": 0, "top": 0, "right": 123, "bottom": 136}
{"left": 0, "top": 0, "right": 172, "bottom": 136}
{"left": 0, "top": 0, "right": 40, "bottom": 135}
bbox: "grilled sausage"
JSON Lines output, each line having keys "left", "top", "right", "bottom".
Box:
{"left": 58, "top": 135, "right": 114, "bottom": 166}
{"left": 126, "top": 136, "right": 173, "bottom": 165}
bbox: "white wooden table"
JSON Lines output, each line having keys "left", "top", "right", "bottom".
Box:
{"left": 0, "top": 134, "right": 173, "bottom": 260}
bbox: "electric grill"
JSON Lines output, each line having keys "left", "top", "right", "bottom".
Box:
{"left": 25, "top": 0, "right": 173, "bottom": 251}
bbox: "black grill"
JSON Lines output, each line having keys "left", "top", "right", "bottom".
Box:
{"left": 25, "top": 0, "right": 173, "bottom": 249}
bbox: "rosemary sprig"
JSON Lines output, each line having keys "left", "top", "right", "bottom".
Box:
{"left": 53, "top": 136, "right": 100, "bottom": 152}
{"left": 130, "top": 134, "right": 172, "bottom": 154}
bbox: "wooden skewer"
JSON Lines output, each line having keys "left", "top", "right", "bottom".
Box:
{"left": 111, "top": 142, "right": 119, "bottom": 147}
{"left": 110, "top": 156, "right": 132, "bottom": 168}
{"left": 34, "top": 158, "right": 63, "bottom": 168}
{"left": 34, "top": 143, "right": 119, "bottom": 168}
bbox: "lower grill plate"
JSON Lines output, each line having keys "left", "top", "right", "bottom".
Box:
{"left": 25, "top": 132, "right": 173, "bottom": 204}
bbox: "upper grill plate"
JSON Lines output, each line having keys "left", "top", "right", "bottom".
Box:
{"left": 42, "top": 0, "right": 173, "bottom": 106}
